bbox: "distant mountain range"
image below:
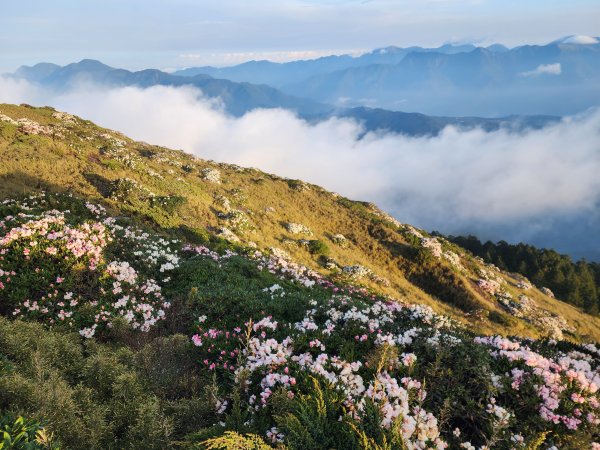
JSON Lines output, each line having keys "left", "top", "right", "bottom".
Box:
{"left": 325, "top": 107, "right": 558, "bottom": 136}
{"left": 174, "top": 36, "right": 600, "bottom": 117}
{"left": 172, "top": 43, "right": 509, "bottom": 88}
{"left": 10, "top": 59, "right": 558, "bottom": 136}
{"left": 12, "top": 59, "right": 330, "bottom": 117}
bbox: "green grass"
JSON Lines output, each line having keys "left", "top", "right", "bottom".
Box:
{"left": 2, "top": 103, "right": 598, "bottom": 341}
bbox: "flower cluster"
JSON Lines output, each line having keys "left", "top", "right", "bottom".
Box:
{"left": 218, "top": 210, "right": 253, "bottom": 233}
{"left": 0, "top": 211, "right": 109, "bottom": 270}
{"left": 330, "top": 233, "right": 348, "bottom": 247}
{"left": 214, "top": 195, "right": 232, "bottom": 212}
{"left": 98, "top": 132, "right": 127, "bottom": 148}
{"left": 216, "top": 227, "right": 241, "bottom": 243}
{"left": 192, "top": 293, "right": 461, "bottom": 449}
{"left": 475, "top": 335, "right": 600, "bottom": 433}
{"left": 10, "top": 117, "right": 63, "bottom": 137}
{"left": 342, "top": 264, "right": 373, "bottom": 280}
{"left": 420, "top": 237, "right": 463, "bottom": 269}
{"left": 541, "top": 286, "right": 555, "bottom": 298}
{"left": 404, "top": 225, "right": 424, "bottom": 239}
{"left": 508, "top": 273, "right": 533, "bottom": 290}
{"left": 52, "top": 111, "right": 78, "bottom": 125}
{"left": 150, "top": 151, "right": 187, "bottom": 169}
{"left": 201, "top": 167, "right": 221, "bottom": 183}
{"left": 188, "top": 254, "right": 598, "bottom": 449}
{"left": 283, "top": 222, "right": 313, "bottom": 236}
{"left": 0, "top": 113, "right": 19, "bottom": 126}
{"left": 110, "top": 177, "right": 155, "bottom": 202}
{"left": 192, "top": 325, "right": 243, "bottom": 372}
{"left": 100, "top": 144, "right": 142, "bottom": 169}
{"left": 477, "top": 278, "right": 501, "bottom": 295}
{"left": 183, "top": 244, "right": 238, "bottom": 264}
{"left": 421, "top": 237, "right": 443, "bottom": 258}
{"left": 476, "top": 267, "right": 508, "bottom": 297}
{"left": 0, "top": 197, "right": 178, "bottom": 336}
{"left": 251, "top": 248, "right": 326, "bottom": 288}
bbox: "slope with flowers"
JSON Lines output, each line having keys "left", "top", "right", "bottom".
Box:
{"left": 0, "top": 104, "right": 599, "bottom": 449}
{"left": 1, "top": 103, "right": 598, "bottom": 341}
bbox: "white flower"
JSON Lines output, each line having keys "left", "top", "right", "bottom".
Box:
{"left": 79, "top": 325, "right": 97, "bottom": 339}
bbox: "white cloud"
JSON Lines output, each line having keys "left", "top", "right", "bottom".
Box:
{"left": 2, "top": 78, "right": 600, "bottom": 255}
{"left": 562, "top": 35, "right": 598, "bottom": 45}
{"left": 521, "top": 63, "right": 561, "bottom": 77}
{"left": 0, "top": 76, "right": 44, "bottom": 104}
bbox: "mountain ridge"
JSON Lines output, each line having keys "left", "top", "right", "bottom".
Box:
{"left": 9, "top": 59, "right": 559, "bottom": 136}
{"left": 157, "top": 38, "right": 600, "bottom": 117}
{"left": 286, "top": 41, "right": 600, "bottom": 115}
{"left": 10, "top": 59, "right": 330, "bottom": 117}
{"left": 171, "top": 42, "right": 509, "bottom": 87}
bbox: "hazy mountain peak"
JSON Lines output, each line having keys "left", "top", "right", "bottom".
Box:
{"left": 69, "top": 59, "right": 114, "bottom": 71}
{"left": 370, "top": 45, "right": 404, "bottom": 54}
{"left": 13, "top": 62, "right": 61, "bottom": 81}
{"left": 486, "top": 43, "right": 509, "bottom": 52}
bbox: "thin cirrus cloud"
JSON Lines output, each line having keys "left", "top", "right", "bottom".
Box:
{"left": 1, "top": 77, "right": 600, "bottom": 258}
{"left": 2, "top": 1, "right": 600, "bottom": 72}
{"left": 177, "top": 49, "right": 366, "bottom": 66}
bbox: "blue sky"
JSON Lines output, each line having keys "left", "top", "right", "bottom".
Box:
{"left": 1, "top": 0, "right": 599, "bottom": 72}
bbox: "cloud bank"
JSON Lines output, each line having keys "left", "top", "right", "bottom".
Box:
{"left": 562, "top": 35, "right": 599, "bottom": 45}
{"left": 521, "top": 63, "right": 562, "bottom": 77}
{"left": 1, "top": 78, "right": 600, "bottom": 259}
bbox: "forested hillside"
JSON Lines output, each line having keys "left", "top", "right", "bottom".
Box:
{"left": 447, "top": 235, "right": 600, "bottom": 314}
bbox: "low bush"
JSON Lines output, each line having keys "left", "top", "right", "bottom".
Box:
{"left": 407, "top": 256, "right": 481, "bottom": 312}
{"left": 307, "top": 239, "right": 330, "bottom": 256}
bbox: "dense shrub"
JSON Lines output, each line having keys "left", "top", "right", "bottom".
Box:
{"left": 167, "top": 254, "right": 330, "bottom": 331}
{"left": 307, "top": 239, "right": 330, "bottom": 256}
{"left": 0, "top": 317, "right": 211, "bottom": 449}
{"left": 149, "top": 195, "right": 187, "bottom": 214}
{"left": 184, "top": 282, "right": 600, "bottom": 449}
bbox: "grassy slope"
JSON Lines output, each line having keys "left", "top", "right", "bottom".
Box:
{"left": 1, "top": 102, "right": 599, "bottom": 342}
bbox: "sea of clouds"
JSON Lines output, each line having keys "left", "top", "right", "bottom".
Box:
{"left": 1, "top": 77, "right": 599, "bottom": 259}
